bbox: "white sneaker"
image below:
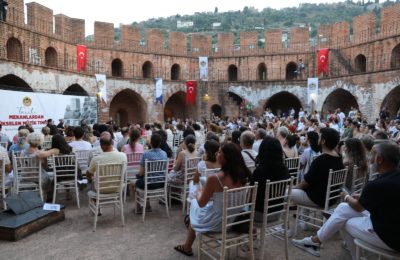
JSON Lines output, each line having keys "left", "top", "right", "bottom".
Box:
{"left": 292, "top": 236, "right": 321, "bottom": 257}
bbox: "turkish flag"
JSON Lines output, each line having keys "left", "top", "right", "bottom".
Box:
{"left": 186, "top": 80, "right": 197, "bottom": 105}
{"left": 76, "top": 45, "right": 87, "bottom": 72}
{"left": 317, "top": 48, "right": 329, "bottom": 76}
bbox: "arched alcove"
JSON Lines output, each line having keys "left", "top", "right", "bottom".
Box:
{"left": 285, "top": 62, "right": 297, "bottom": 80}
{"left": 171, "top": 64, "right": 181, "bottom": 80}
{"left": 63, "top": 84, "right": 89, "bottom": 96}
{"left": 211, "top": 104, "right": 222, "bottom": 117}
{"left": 321, "top": 89, "right": 359, "bottom": 116}
{"left": 110, "top": 89, "right": 147, "bottom": 126}
{"left": 111, "top": 58, "right": 123, "bottom": 77}
{"left": 45, "top": 47, "right": 57, "bottom": 67}
{"left": 390, "top": 43, "right": 400, "bottom": 69}
{"left": 354, "top": 54, "right": 366, "bottom": 73}
{"left": 0, "top": 74, "right": 33, "bottom": 92}
{"left": 257, "top": 63, "right": 267, "bottom": 80}
{"left": 264, "top": 91, "right": 302, "bottom": 117}
{"left": 164, "top": 91, "right": 191, "bottom": 120}
{"left": 380, "top": 86, "right": 400, "bottom": 118}
{"left": 228, "top": 65, "right": 238, "bottom": 81}
{"left": 142, "top": 61, "right": 153, "bottom": 79}
{"left": 6, "top": 37, "right": 23, "bottom": 61}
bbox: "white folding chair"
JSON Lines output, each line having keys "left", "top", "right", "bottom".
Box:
{"left": 168, "top": 157, "right": 201, "bottom": 214}
{"left": 355, "top": 238, "right": 400, "bottom": 260}
{"left": 295, "top": 167, "right": 348, "bottom": 235}
{"left": 256, "top": 178, "right": 294, "bottom": 260}
{"left": 74, "top": 150, "right": 91, "bottom": 178}
{"left": 197, "top": 183, "right": 258, "bottom": 260}
{"left": 0, "top": 157, "right": 9, "bottom": 209}
{"left": 41, "top": 141, "right": 52, "bottom": 150}
{"left": 124, "top": 152, "right": 143, "bottom": 201}
{"left": 172, "top": 133, "right": 182, "bottom": 158}
{"left": 0, "top": 142, "right": 8, "bottom": 150}
{"left": 135, "top": 159, "right": 169, "bottom": 222}
{"left": 12, "top": 155, "right": 43, "bottom": 201}
{"left": 284, "top": 157, "right": 300, "bottom": 185}
{"left": 350, "top": 166, "right": 366, "bottom": 195}
{"left": 52, "top": 154, "right": 80, "bottom": 208}
{"left": 88, "top": 162, "right": 126, "bottom": 231}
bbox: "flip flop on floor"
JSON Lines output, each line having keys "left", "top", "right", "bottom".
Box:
{"left": 174, "top": 245, "right": 193, "bottom": 256}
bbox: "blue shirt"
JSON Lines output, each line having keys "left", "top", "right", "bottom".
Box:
{"left": 140, "top": 148, "right": 167, "bottom": 183}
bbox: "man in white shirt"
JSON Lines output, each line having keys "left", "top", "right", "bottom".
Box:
{"left": 337, "top": 108, "right": 346, "bottom": 128}
{"left": 240, "top": 131, "right": 258, "bottom": 171}
{"left": 69, "top": 126, "right": 92, "bottom": 151}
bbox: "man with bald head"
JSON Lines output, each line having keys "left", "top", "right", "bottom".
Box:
{"left": 87, "top": 131, "right": 127, "bottom": 181}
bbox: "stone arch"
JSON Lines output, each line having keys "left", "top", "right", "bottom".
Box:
{"left": 110, "top": 89, "right": 147, "bottom": 126}
{"left": 45, "top": 47, "right": 58, "bottom": 67}
{"left": 211, "top": 104, "right": 222, "bottom": 117}
{"left": 390, "top": 43, "right": 400, "bottom": 69}
{"left": 142, "top": 61, "right": 153, "bottom": 79}
{"left": 264, "top": 91, "right": 302, "bottom": 117}
{"left": 380, "top": 85, "right": 400, "bottom": 118}
{"left": 6, "top": 37, "right": 23, "bottom": 61}
{"left": 321, "top": 88, "right": 359, "bottom": 116}
{"left": 111, "top": 58, "right": 123, "bottom": 77}
{"left": 228, "top": 64, "right": 238, "bottom": 81}
{"left": 354, "top": 54, "right": 366, "bottom": 73}
{"left": 286, "top": 62, "right": 297, "bottom": 80}
{"left": 164, "top": 91, "right": 194, "bottom": 121}
{"left": 63, "top": 84, "right": 89, "bottom": 96}
{"left": 0, "top": 74, "right": 33, "bottom": 92}
{"left": 257, "top": 63, "right": 267, "bottom": 80}
{"left": 171, "top": 63, "right": 181, "bottom": 80}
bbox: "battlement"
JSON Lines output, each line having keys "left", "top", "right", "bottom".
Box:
{"left": 3, "top": 1, "right": 400, "bottom": 55}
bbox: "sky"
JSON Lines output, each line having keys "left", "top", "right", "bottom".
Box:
{"left": 25, "top": 0, "right": 345, "bottom": 36}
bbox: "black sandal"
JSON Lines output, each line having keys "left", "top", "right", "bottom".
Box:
{"left": 174, "top": 245, "right": 193, "bottom": 256}
{"left": 184, "top": 214, "right": 190, "bottom": 229}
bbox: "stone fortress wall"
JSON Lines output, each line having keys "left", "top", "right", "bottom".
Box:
{"left": 1, "top": 0, "right": 400, "bottom": 124}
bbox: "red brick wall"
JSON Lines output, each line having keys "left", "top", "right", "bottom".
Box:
{"left": 353, "top": 12, "right": 376, "bottom": 44}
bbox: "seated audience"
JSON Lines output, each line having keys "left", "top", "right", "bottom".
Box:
{"left": 292, "top": 141, "right": 400, "bottom": 258}
{"left": 168, "top": 134, "right": 198, "bottom": 185}
{"left": 121, "top": 128, "right": 144, "bottom": 154}
{"left": 69, "top": 126, "right": 92, "bottom": 151}
{"left": 132, "top": 133, "right": 168, "bottom": 212}
{"left": 341, "top": 138, "right": 368, "bottom": 192}
{"left": 250, "top": 136, "right": 290, "bottom": 222}
{"left": 292, "top": 128, "right": 344, "bottom": 208}
{"left": 174, "top": 143, "right": 250, "bottom": 256}
{"left": 299, "top": 131, "right": 320, "bottom": 182}
{"left": 240, "top": 130, "right": 258, "bottom": 170}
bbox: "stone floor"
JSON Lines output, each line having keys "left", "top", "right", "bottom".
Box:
{"left": 0, "top": 193, "right": 353, "bottom": 260}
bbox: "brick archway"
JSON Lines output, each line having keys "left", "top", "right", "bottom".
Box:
{"left": 0, "top": 74, "right": 33, "bottom": 92}
{"left": 264, "top": 91, "right": 302, "bottom": 117}
{"left": 381, "top": 85, "right": 400, "bottom": 118}
{"left": 321, "top": 88, "right": 358, "bottom": 116}
{"left": 164, "top": 91, "right": 194, "bottom": 121}
{"left": 109, "top": 89, "right": 147, "bottom": 126}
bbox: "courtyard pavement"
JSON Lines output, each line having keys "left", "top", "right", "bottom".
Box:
{"left": 0, "top": 193, "right": 353, "bottom": 260}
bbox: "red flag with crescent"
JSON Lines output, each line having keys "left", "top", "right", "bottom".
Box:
{"left": 317, "top": 48, "right": 329, "bottom": 76}
{"left": 186, "top": 80, "right": 197, "bottom": 105}
{"left": 77, "top": 45, "right": 87, "bottom": 72}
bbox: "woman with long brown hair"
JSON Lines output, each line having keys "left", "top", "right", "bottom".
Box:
{"left": 174, "top": 143, "right": 250, "bottom": 256}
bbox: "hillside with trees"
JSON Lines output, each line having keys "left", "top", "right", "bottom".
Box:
{"left": 111, "top": 1, "right": 398, "bottom": 44}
